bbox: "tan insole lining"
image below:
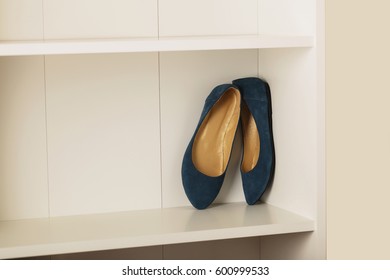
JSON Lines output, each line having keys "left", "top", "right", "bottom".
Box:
{"left": 193, "top": 88, "right": 240, "bottom": 177}
{"left": 241, "top": 102, "right": 260, "bottom": 173}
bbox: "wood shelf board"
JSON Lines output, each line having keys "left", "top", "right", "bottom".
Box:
{"left": 0, "top": 202, "right": 314, "bottom": 259}
{"left": 0, "top": 35, "right": 314, "bottom": 56}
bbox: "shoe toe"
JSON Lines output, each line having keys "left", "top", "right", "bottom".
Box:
{"left": 181, "top": 153, "right": 225, "bottom": 210}
{"left": 182, "top": 177, "right": 224, "bottom": 210}
{"left": 241, "top": 171, "right": 269, "bottom": 205}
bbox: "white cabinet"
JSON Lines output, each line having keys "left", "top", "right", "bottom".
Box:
{"left": 0, "top": 0, "right": 325, "bottom": 259}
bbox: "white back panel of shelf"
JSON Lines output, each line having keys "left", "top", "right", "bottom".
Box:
{"left": 261, "top": 232, "right": 317, "bottom": 259}
{"left": 50, "top": 238, "right": 260, "bottom": 260}
{"left": 163, "top": 237, "right": 260, "bottom": 260}
{"left": 43, "top": 0, "right": 158, "bottom": 39}
{"left": 45, "top": 53, "right": 161, "bottom": 217}
{"left": 0, "top": 57, "right": 48, "bottom": 220}
{"left": 0, "top": 0, "right": 43, "bottom": 40}
{"left": 160, "top": 50, "right": 258, "bottom": 208}
{"left": 259, "top": 0, "right": 316, "bottom": 35}
{"left": 159, "top": 0, "right": 258, "bottom": 36}
{"left": 51, "top": 246, "right": 163, "bottom": 260}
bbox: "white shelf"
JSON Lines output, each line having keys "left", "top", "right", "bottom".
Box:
{"left": 0, "top": 202, "right": 314, "bottom": 259}
{"left": 0, "top": 35, "right": 314, "bottom": 56}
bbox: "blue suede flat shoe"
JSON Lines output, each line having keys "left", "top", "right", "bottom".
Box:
{"left": 181, "top": 84, "right": 241, "bottom": 209}
{"left": 232, "top": 77, "right": 275, "bottom": 205}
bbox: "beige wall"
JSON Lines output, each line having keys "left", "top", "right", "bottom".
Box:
{"left": 326, "top": 0, "right": 390, "bottom": 259}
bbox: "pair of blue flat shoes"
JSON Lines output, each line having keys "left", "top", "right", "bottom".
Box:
{"left": 182, "top": 77, "right": 275, "bottom": 209}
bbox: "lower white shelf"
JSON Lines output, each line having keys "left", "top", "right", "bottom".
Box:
{"left": 0, "top": 202, "right": 314, "bottom": 259}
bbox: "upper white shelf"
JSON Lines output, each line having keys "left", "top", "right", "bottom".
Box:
{"left": 0, "top": 35, "right": 314, "bottom": 56}
{"left": 0, "top": 202, "right": 314, "bottom": 259}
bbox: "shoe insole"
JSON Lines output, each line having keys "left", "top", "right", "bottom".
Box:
{"left": 193, "top": 88, "right": 240, "bottom": 177}
{"left": 241, "top": 102, "right": 260, "bottom": 173}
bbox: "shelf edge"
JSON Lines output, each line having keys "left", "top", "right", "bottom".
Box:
{"left": 0, "top": 36, "right": 314, "bottom": 56}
